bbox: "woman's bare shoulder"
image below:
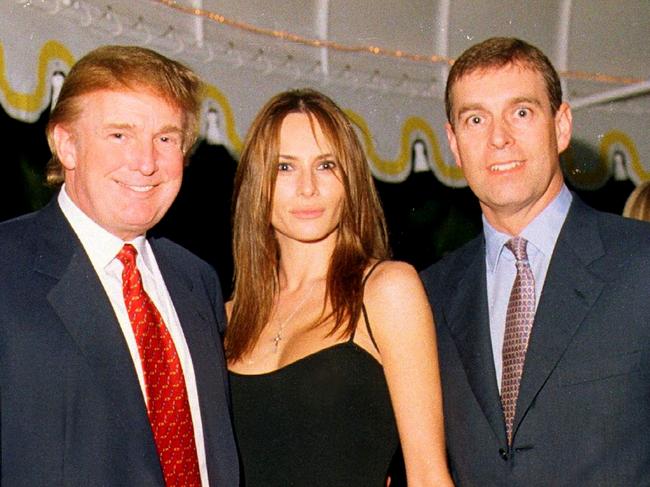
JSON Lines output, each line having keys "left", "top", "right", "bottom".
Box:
{"left": 364, "top": 260, "right": 422, "bottom": 300}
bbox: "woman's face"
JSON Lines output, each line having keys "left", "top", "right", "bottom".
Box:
{"left": 271, "top": 112, "right": 345, "bottom": 246}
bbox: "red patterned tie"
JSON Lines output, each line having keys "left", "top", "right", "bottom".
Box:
{"left": 501, "top": 237, "right": 536, "bottom": 446}
{"left": 117, "top": 244, "right": 201, "bottom": 486}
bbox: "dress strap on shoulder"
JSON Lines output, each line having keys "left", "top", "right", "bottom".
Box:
{"left": 362, "top": 260, "right": 383, "bottom": 287}
{"left": 350, "top": 260, "right": 384, "bottom": 351}
{"left": 360, "top": 304, "right": 379, "bottom": 352}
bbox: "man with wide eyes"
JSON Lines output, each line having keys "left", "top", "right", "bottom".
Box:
{"left": 0, "top": 46, "right": 238, "bottom": 486}
{"left": 421, "top": 37, "right": 650, "bottom": 486}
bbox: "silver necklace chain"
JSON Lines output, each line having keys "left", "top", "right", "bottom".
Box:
{"left": 272, "top": 281, "right": 317, "bottom": 353}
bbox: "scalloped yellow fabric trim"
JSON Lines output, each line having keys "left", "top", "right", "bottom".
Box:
{"left": 0, "top": 40, "right": 75, "bottom": 112}
{"left": 345, "top": 110, "right": 464, "bottom": 182}
{"left": 1, "top": 41, "right": 644, "bottom": 186}
{"left": 600, "top": 130, "right": 648, "bottom": 181}
{"left": 201, "top": 84, "right": 243, "bottom": 152}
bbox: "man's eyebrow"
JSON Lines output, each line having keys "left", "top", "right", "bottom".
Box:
{"left": 456, "top": 103, "right": 486, "bottom": 119}
{"left": 102, "top": 122, "right": 135, "bottom": 130}
{"left": 509, "top": 96, "right": 543, "bottom": 107}
{"left": 157, "top": 124, "right": 184, "bottom": 134}
{"left": 101, "top": 123, "right": 183, "bottom": 133}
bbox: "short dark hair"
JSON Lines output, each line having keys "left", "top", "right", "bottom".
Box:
{"left": 445, "top": 37, "right": 562, "bottom": 123}
{"left": 46, "top": 45, "right": 201, "bottom": 186}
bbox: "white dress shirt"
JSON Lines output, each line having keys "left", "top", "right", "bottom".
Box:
{"left": 58, "top": 186, "right": 210, "bottom": 487}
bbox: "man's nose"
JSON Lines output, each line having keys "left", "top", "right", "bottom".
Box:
{"left": 489, "top": 119, "right": 514, "bottom": 149}
{"left": 130, "top": 140, "right": 158, "bottom": 175}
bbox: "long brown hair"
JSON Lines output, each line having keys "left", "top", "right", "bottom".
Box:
{"left": 225, "top": 89, "right": 389, "bottom": 361}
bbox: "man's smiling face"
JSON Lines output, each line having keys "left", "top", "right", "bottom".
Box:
{"left": 446, "top": 63, "right": 572, "bottom": 234}
{"left": 53, "top": 88, "right": 186, "bottom": 240}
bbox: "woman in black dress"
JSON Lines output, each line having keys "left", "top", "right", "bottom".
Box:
{"left": 226, "top": 89, "right": 453, "bottom": 487}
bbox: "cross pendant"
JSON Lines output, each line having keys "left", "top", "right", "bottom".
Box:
{"left": 272, "top": 333, "right": 282, "bottom": 352}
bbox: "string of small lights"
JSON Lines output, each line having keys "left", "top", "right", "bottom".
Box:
{"left": 152, "top": 0, "right": 454, "bottom": 65}
{"left": 152, "top": 0, "right": 645, "bottom": 86}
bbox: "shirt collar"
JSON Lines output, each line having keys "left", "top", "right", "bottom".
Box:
{"left": 484, "top": 184, "right": 573, "bottom": 273}
{"left": 58, "top": 185, "right": 148, "bottom": 271}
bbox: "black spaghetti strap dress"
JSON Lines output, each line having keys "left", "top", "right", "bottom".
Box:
{"left": 229, "top": 265, "right": 399, "bottom": 486}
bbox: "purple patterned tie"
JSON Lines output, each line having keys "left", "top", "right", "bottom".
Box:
{"left": 501, "top": 237, "right": 536, "bottom": 445}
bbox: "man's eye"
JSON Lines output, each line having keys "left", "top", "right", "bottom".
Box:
{"left": 516, "top": 108, "right": 530, "bottom": 118}
{"left": 111, "top": 133, "right": 124, "bottom": 140}
{"left": 468, "top": 116, "right": 482, "bottom": 125}
{"left": 156, "top": 134, "right": 182, "bottom": 147}
{"left": 159, "top": 135, "right": 178, "bottom": 144}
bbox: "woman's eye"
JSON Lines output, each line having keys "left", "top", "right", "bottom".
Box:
{"left": 278, "top": 162, "right": 292, "bottom": 171}
{"left": 318, "top": 161, "right": 337, "bottom": 170}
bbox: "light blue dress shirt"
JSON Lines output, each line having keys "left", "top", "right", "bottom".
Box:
{"left": 484, "top": 185, "right": 572, "bottom": 391}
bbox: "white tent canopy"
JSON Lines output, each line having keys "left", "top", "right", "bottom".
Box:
{"left": 3, "top": 0, "right": 649, "bottom": 187}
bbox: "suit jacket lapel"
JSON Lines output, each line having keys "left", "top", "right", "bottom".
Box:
{"left": 35, "top": 201, "right": 157, "bottom": 459}
{"left": 514, "top": 199, "right": 606, "bottom": 436}
{"left": 444, "top": 237, "right": 506, "bottom": 443}
{"left": 152, "top": 241, "right": 220, "bottom": 345}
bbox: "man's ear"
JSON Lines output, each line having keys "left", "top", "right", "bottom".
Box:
{"left": 445, "top": 122, "right": 463, "bottom": 168}
{"left": 51, "top": 124, "right": 77, "bottom": 170}
{"left": 555, "top": 102, "right": 573, "bottom": 154}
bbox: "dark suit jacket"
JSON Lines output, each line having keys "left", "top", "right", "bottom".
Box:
{"left": 0, "top": 198, "right": 239, "bottom": 486}
{"left": 421, "top": 197, "right": 650, "bottom": 486}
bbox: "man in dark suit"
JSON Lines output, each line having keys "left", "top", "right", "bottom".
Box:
{"left": 421, "top": 37, "right": 650, "bottom": 486}
{"left": 0, "top": 46, "right": 239, "bottom": 486}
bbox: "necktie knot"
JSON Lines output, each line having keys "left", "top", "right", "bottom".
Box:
{"left": 505, "top": 236, "right": 529, "bottom": 262}
{"left": 116, "top": 243, "right": 137, "bottom": 267}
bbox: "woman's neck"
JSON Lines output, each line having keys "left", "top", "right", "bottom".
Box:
{"left": 276, "top": 232, "right": 336, "bottom": 291}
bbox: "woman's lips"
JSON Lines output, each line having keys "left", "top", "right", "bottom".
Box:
{"left": 290, "top": 208, "right": 325, "bottom": 219}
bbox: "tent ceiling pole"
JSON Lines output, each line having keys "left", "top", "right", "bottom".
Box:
{"left": 316, "top": 0, "right": 329, "bottom": 76}
{"left": 556, "top": 0, "right": 572, "bottom": 100}
{"left": 435, "top": 0, "right": 451, "bottom": 88}
{"left": 571, "top": 80, "right": 650, "bottom": 110}
{"left": 190, "top": 0, "right": 204, "bottom": 48}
